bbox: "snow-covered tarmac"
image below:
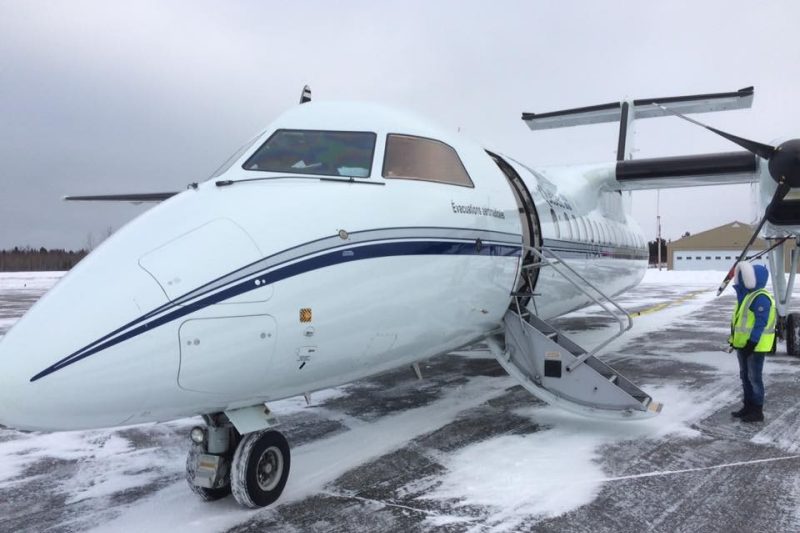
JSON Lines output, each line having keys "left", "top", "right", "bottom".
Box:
{"left": 2, "top": 270, "right": 800, "bottom": 532}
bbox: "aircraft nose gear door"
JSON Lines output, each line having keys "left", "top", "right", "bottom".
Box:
{"left": 487, "top": 151, "right": 542, "bottom": 306}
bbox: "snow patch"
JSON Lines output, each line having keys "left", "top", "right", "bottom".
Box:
{"left": 88, "top": 376, "right": 512, "bottom": 532}
{"left": 424, "top": 382, "right": 724, "bottom": 527}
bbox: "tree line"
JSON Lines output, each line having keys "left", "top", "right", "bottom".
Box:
{"left": 0, "top": 247, "right": 88, "bottom": 272}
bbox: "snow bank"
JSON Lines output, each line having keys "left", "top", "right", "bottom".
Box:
{"left": 0, "top": 271, "right": 65, "bottom": 291}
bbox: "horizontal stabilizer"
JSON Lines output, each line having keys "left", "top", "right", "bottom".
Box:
{"left": 614, "top": 151, "right": 757, "bottom": 190}
{"left": 64, "top": 192, "right": 178, "bottom": 203}
{"left": 522, "top": 87, "right": 753, "bottom": 131}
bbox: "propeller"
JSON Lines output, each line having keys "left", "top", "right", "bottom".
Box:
{"left": 715, "top": 181, "right": 790, "bottom": 296}
{"left": 652, "top": 103, "right": 800, "bottom": 295}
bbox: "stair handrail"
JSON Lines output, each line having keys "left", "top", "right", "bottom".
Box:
{"left": 521, "top": 245, "right": 633, "bottom": 372}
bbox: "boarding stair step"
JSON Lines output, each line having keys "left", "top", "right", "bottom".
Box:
{"left": 496, "top": 310, "right": 660, "bottom": 419}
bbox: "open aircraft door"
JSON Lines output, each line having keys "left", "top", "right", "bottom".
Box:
{"left": 488, "top": 151, "right": 541, "bottom": 299}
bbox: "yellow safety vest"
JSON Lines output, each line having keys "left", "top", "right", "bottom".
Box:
{"left": 729, "top": 288, "right": 776, "bottom": 352}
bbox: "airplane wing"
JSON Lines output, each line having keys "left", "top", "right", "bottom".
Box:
{"left": 63, "top": 192, "right": 179, "bottom": 203}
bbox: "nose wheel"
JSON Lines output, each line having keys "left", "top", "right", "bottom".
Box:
{"left": 231, "top": 430, "right": 291, "bottom": 508}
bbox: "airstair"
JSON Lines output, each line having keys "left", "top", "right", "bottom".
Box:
{"left": 489, "top": 246, "right": 663, "bottom": 419}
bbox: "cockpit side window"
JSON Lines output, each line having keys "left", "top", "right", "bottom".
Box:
{"left": 382, "top": 134, "right": 474, "bottom": 188}
{"left": 242, "top": 129, "right": 376, "bottom": 178}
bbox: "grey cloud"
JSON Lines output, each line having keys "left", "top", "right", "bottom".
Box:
{"left": 1, "top": 0, "right": 798, "bottom": 248}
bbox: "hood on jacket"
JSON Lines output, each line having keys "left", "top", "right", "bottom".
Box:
{"left": 753, "top": 264, "right": 769, "bottom": 290}
{"left": 735, "top": 261, "right": 769, "bottom": 291}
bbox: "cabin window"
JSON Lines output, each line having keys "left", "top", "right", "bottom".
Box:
{"left": 715, "top": 256, "right": 721, "bottom": 260}
{"left": 577, "top": 217, "right": 587, "bottom": 241}
{"left": 243, "top": 129, "right": 376, "bottom": 177}
{"left": 550, "top": 209, "right": 561, "bottom": 239}
{"left": 569, "top": 215, "right": 579, "bottom": 240}
{"left": 383, "top": 134, "right": 474, "bottom": 187}
{"left": 677, "top": 256, "right": 683, "bottom": 260}
{"left": 564, "top": 214, "right": 573, "bottom": 238}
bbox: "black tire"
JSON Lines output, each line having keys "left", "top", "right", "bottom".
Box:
{"left": 788, "top": 313, "right": 800, "bottom": 356}
{"left": 186, "top": 443, "right": 231, "bottom": 501}
{"left": 231, "top": 430, "right": 291, "bottom": 508}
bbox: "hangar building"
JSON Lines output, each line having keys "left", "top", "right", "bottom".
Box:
{"left": 667, "top": 221, "right": 772, "bottom": 271}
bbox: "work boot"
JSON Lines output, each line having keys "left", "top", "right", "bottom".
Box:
{"left": 741, "top": 405, "right": 764, "bottom": 423}
{"left": 731, "top": 402, "right": 751, "bottom": 418}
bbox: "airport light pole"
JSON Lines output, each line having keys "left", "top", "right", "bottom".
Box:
{"left": 657, "top": 190, "right": 662, "bottom": 271}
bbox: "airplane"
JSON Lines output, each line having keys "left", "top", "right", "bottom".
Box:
{"left": 0, "top": 85, "right": 797, "bottom": 509}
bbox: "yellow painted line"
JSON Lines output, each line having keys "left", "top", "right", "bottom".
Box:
{"left": 631, "top": 289, "right": 710, "bottom": 318}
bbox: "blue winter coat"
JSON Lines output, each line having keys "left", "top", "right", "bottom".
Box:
{"left": 734, "top": 264, "right": 772, "bottom": 345}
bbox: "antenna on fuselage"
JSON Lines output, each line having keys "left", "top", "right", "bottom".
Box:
{"left": 300, "top": 85, "right": 312, "bottom": 104}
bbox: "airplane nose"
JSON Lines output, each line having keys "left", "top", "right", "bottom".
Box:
{"left": 0, "top": 257, "right": 172, "bottom": 431}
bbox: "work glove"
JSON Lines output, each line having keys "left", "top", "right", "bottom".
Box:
{"left": 741, "top": 340, "right": 758, "bottom": 357}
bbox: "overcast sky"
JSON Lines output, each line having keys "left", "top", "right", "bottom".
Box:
{"left": 1, "top": 0, "right": 798, "bottom": 249}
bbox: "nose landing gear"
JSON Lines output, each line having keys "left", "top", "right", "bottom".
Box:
{"left": 231, "top": 430, "right": 291, "bottom": 508}
{"left": 185, "top": 414, "right": 291, "bottom": 508}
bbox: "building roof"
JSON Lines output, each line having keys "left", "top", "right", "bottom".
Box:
{"left": 667, "top": 221, "right": 767, "bottom": 251}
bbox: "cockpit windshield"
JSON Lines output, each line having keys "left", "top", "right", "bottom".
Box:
{"left": 242, "top": 129, "right": 376, "bottom": 178}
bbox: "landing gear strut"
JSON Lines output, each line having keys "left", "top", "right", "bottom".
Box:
{"left": 185, "top": 415, "right": 239, "bottom": 501}
{"left": 185, "top": 414, "right": 291, "bottom": 508}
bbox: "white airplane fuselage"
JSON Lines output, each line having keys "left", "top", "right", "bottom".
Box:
{"left": 0, "top": 102, "right": 648, "bottom": 431}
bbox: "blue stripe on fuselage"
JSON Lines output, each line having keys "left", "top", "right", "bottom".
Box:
{"left": 30, "top": 239, "right": 520, "bottom": 382}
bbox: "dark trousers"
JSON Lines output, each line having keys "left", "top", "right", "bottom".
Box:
{"left": 737, "top": 350, "right": 765, "bottom": 406}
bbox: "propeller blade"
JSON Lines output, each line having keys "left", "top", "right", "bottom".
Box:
{"left": 653, "top": 103, "right": 776, "bottom": 160}
{"left": 715, "top": 182, "right": 791, "bottom": 296}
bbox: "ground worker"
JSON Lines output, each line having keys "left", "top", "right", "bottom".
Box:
{"left": 729, "top": 261, "right": 776, "bottom": 423}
